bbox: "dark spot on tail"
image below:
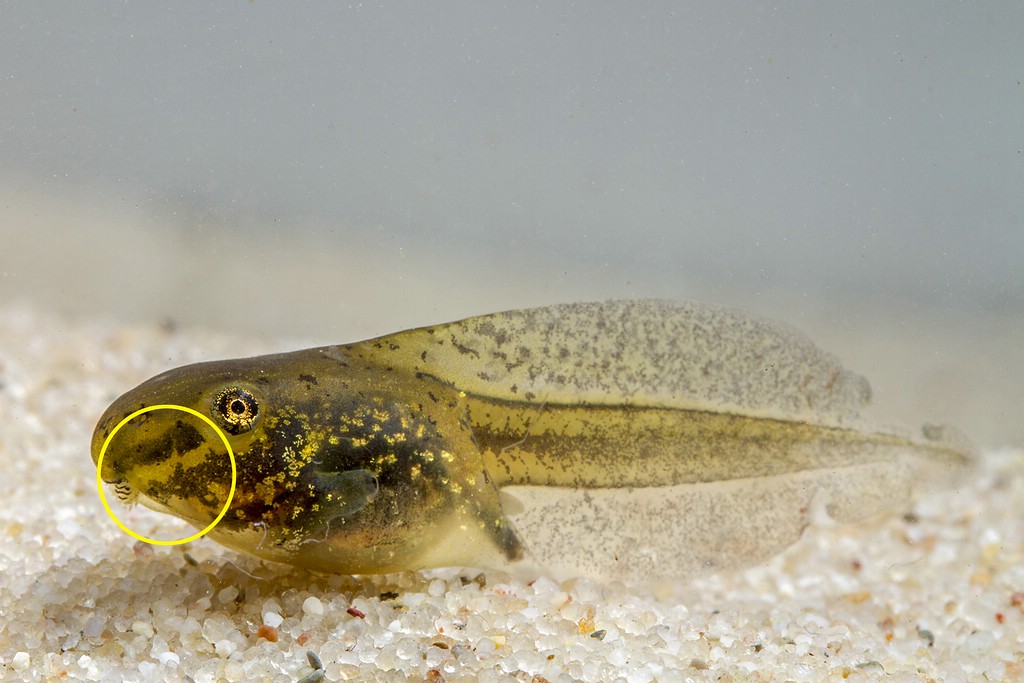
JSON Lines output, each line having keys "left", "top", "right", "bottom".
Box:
{"left": 450, "top": 335, "right": 480, "bottom": 359}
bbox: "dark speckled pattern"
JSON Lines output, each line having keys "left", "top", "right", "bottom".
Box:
{"left": 91, "top": 300, "right": 973, "bottom": 582}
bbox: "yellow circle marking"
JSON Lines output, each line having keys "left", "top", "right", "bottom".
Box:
{"left": 95, "top": 404, "right": 237, "bottom": 546}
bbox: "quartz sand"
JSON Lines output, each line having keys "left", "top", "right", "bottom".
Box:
{"left": 1, "top": 305, "right": 1021, "bottom": 682}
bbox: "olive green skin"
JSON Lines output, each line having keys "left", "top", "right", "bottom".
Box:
{"left": 91, "top": 344, "right": 520, "bottom": 574}
{"left": 91, "top": 301, "right": 973, "bottom": 582}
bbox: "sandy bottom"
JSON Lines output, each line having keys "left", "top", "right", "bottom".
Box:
{"left": 1, "top": 304, "right": 1022, "bottom": 682}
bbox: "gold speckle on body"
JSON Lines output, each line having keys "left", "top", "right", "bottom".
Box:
{"left": 90, "top": 300, "right": 974, "bottom": 583}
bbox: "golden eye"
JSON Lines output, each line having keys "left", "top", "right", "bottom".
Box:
{"left": 212, "top": 387, "right": 260, "bottom": 435}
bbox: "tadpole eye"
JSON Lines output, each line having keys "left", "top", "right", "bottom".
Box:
{"left": 212, "top": 387, "right": 260, "bottom": 435}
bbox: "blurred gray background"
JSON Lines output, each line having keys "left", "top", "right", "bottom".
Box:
{"left": 1, "top": 1, "right": 1021, "bottom": 446}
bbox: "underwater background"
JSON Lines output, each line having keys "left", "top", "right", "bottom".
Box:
{"left": 2, "top": 4, "right": 1021, "bottom": 446}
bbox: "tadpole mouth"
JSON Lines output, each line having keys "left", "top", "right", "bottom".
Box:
{"left": 107, "top": 478, "right": 138, "bottom": 505}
